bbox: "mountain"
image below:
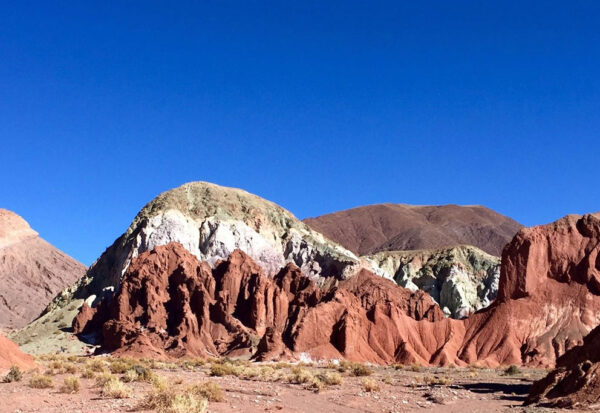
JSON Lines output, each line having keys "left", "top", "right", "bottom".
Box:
{"left": 71, "top": 212, "right": 600, "bottom": 366}
{"left": 0, "top": 209, "right": 86, "bottom": 329}
{"left": 72, "top": 212, "right": 600, "bottom": 366}
{"left": 303, "top": 203, "right": 522, "bottom": 257}
{"left": 11, "top": 182, "right": 365, "bottom": 354}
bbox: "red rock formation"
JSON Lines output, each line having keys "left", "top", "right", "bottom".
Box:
{"left": 526, "top": 325, "right": 600, "bottom": 408}
{"left": 457, "top": 213, "right": 600, "bottom": 367}
{"left": 0, "top": 334, "right": 35, "bottom": 371}
{"left": 74, "top": 213, "right": 600, "bottom": 366}
{"left": 74, "top": 243, "right": 449, "bottom": 363}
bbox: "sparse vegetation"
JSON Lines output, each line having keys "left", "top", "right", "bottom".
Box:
{"left": 209, "top": 362, "right": 241, "bottom": 377}
{"left": 350, "top": 363, "right": 373, "bottom": 377}
{"left": 60, "top": 376, "right": 81, "bottom": 393}
{"left": 2, "top": 366, "right": 23, "bottom": 383}
{"left": 316, "top": 371, "right": 343, "bottom": 386}
{"left": 81, "top": 368, "right": 95, "bottom": 379}
{"left": 29, "top": 374, "right": 54, "bottom": 389}
{"left": 504, "top": 365, "right": 521, "bottom": 376}
{"left": 188, "top": 381, "right": 225, "bottom": 402}
{"left": 102, "top": 378, "right": 132, "bottom": 398}
{"left": 361, "top": 377, "right": 380, "bottom": 392}
{"left": 141, "top": 389, "right": 208, "bottom": 413}
{"left": 410, "top": 363, "right": 422, "bottom": 372}
{"left": 424, "top": 375, "right": 452, "bottom": 386}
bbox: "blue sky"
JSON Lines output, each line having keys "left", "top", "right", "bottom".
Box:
{"left": 1, "top": 1, "right": 599, "bottom": 265}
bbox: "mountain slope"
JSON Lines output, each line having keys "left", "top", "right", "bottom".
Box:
{"left": 303, "top": 203, "right": 522, "bottom": 256}
{"left": 12, "top": 182, "right": 364, "bottom": 354}
{"left": 0, "top": 209, "right": 86, "bottom": 329}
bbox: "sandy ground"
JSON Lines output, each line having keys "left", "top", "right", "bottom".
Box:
{"left": 0, "top": 357, "right": 587, "bottom": 413}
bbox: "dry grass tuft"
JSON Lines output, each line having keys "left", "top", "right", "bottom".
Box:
{"left": 187, "top": 381, "right": 225, "bottom": 402}
{"left": 81, "top": 369, "right": 95, "bottom": 379}
{"left": 141, "top": 389, "right": 208, "bottom": 413}
{"left": 504, "top": 365, "right": 521, "bottom": 376}
{"left": 60, "top": 376, "right": 81, "bottom": 393}
{"left": 102, "top": 378, "right": 132, "bottom": 399}
{"left": 361, "top": 377, "right": 380, "bottom": 392}
{"left": 29, "top": 375, "right": 54, "bottom": 389}
{"left": 209, "top": 362, "right": 241, "bottom": 377}
{"left": 316, "top": 371, "right": 343, "bottom": 386}
{"left": 350, "top": 363, "right": 373, "bottom": 377}
{"left": 410, "top": 363, "right": 422, "bottom": 372}
{"left": 2, "top": 366, "right": 23, "bottom": 383}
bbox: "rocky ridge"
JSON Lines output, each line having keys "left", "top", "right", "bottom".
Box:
{"left": 71, "top": 212, "right": 600, "bottom": 367}
{"left": 366, "top": 245, "right": 500, "bottom": 318}
{"left": 0, "top": 209, "right": 86, "bottom": 329}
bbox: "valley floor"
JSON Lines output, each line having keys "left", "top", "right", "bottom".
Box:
{"left": 0, "top": 356, "right": 587, "bottom": 413}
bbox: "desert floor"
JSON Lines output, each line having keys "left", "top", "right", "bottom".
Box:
{"left": 0, "top": 356, "right": 587, "bottom": 413}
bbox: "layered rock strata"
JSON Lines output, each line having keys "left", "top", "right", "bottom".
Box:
{"left": 73, "top": 212, "right": 600, "bottom": 367}
{"left": 366, "top": 246, "right": 500, "bottom": 318}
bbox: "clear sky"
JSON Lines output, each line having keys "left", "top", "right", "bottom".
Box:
{"left": 1, "top": 1, "right": 599, "bottom": 265}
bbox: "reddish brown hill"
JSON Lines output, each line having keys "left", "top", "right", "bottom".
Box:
{"left": 303, "top": 203, "right": 522, "bottom": 256}
{"left": 73, "top": 212, "right": 600, "bottom": 366}
{"left": 0, "top": 209, "right": 86, "bottom": 329}
{"left": 0, "top": 334, "right": 35, "bottom": 371}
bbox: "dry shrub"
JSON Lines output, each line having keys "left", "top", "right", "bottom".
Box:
{"left": 316, "top": 371, "right": 343, "bottom": 386}
{"left": 109, "top": 360, "right": 131, "bottom": 374}
{"left": 382, "top": 375, "right": 394, "bottom": 385}
{"left": 187, "top": 381, "right": 225, "bottom": 402}
{"left": 141, "top": 389, "right": 208, "bottom": 413}
{"left": 121, "top": 369, "right": 139, "bottom": 383}
{"left": 150, "top": 374, "right": 169, "bottom": 391}
{"left": 424, "top": 376, "right": 452, "bottom": 386}
{"left": 361, "top": 377, "right": 380, "bottom": 392}
{"left": 410, "top": 363, "right": 422, "bottom": 372}
{"left": 60, "top": 376, "right": 81, "bottom": 393}
{"left": 81, "top": 369, "right": 95, "bottom": 379}
{"left": 350, "top": 363, "right": 373, "bottom": 377}
{"left": 504, "top": 365, "right": 521, "bottom": 376}
{"left": 95, "top": 372, "right": 116, "bottom": 387}
{"left": 209, "top": 363, "right": 240, "bottom": 377}
{"left": 2, "top": 366, "right": 23, "bottom": 383}
{"left": 29, "top": 375, "right": 54, "bottom": 389}
{"left": 102, "top": 378, "right": 132, "bottom": 398}
{"left": 88, "top": 359, "right": 107, "bottom": 372}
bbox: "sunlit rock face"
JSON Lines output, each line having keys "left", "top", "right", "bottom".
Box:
{"left": 366, "top": 246, "right": 500, "bottom": 318}
{"left": 69, "top": 182, "right": 366, "bottom": 303}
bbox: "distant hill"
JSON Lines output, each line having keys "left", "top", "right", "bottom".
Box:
{"left": 303, "top": 203, "right": 522, "bottom": 257}
{"left": 0, "top": 209, "right": 86, "bottom": 329}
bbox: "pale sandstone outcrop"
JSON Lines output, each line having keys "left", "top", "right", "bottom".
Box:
{"left": 366, "top": 246, "right": 499, "bottom": 318}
